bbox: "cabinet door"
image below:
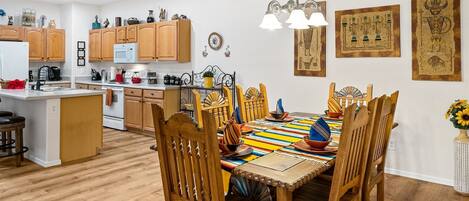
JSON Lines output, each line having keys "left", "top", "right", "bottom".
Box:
{"left": 89, "top": 30, "right": 102, "bottom": 61}
{"left": 75, "top": 84, "right": 89, "bottom": 89}
{"left": 125, "top": 96, "right": 143, "bottom": 130}
{"left": 116, "top": 27, "right": 127, "bottom": 43}
{"left": 25, "top": 28, "right": 45, "bottom": 61}
{"left": 126, "top": 25, "right": 138, "bottom": 43}
{"left": 46, "top": 29, "right": 65, "bottom": 62}
{"left": 101, "top": 28, "right": 116, "bottom": 61}
{"left": 143, "top": 98, "right": 163, "bottom": 132}
{"left": 0, "top": 26, "right": 25, "bottom": 41}
{"left": 157, "top": 21, "right": 178, "bottom": 61}
{"left": 137, "top": 24, "right": 156, "bottom": 61}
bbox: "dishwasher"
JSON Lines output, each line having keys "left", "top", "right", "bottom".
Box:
{"left": 102, "top": 86, "right": 126, "bottom": 130}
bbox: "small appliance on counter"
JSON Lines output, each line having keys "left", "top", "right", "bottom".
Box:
{"left": 114, "top": 43, "right": 138, "bottom": 64}
{"left": 47, "top": 66, "right": 62, "bottom": 81}
{"left": 163, "top": 74, "right": 171, "bottom": 85}
{"left": 131, "top": 72, "right": 142, "bottom": 84}
{"left": 147, "top": 72, "right": 158, "bottom": 84}
{"left": 110, "top": 66, "right": 117, "bottom": 81}
{"left": 163, "top": 74, "right": 181, "bottom": 85}
{"left": 91, "top": 68, "right": 102, "bottom": 81}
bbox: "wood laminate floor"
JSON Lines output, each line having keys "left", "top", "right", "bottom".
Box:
{"left": 0, "top": 128, "right": 467, "bottom": 201}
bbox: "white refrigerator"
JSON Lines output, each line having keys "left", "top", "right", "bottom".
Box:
{"left": 0, "top": 41, "right": 29, "bottom": 80}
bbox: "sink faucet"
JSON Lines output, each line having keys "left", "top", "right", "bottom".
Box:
{"left": 35, "top": 65, "right": 50, "bottom": 91}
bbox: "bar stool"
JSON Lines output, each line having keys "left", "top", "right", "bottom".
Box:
{"left": 0, "top": 116, "right": 28, "bottom": 167}
{"left": 0, "top": 111, "right": 13, "bottom": 152}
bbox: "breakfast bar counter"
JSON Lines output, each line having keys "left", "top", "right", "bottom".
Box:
{"left": 0, "top": 88, "right": 105, "bottom": 167}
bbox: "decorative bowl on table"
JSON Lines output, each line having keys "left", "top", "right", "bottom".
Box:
{"left": 303, "top": 136, "right": 331, "bottom": 149}
{"left": 269, "top": 111, "right": 288, "bottom": 120}
{"left": 219, "top": 139, "right": 243, "bottom": 153}
{"left": 325, "top": 110, "right": 342, "bottom": 119}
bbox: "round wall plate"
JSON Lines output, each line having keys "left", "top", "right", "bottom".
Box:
{"left": 208, "top": 32, "right": 223, "bottom": 50}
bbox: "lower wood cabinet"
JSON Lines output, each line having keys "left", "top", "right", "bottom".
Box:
{"left": 124, "top": 88, "right": 179, "bottom": 133}
{"left": 75, "top": 83, "right": 89, "bottom": 89}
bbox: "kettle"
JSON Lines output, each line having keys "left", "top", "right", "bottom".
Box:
{"left": 91, "top": 69, "right": 102, "bottom": 81}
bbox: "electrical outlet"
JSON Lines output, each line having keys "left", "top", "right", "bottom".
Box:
{"left": 388, "top": 138, "right": 396, "bottom": 151}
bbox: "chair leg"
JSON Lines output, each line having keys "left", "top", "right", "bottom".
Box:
{"left": 19, "top": 129, "right": 24, "bottom": 161}
{"left": 377, "top": 180, "right": 385, "bottom": 201}
{"left": 7, "top": 131, "right": 12, "bottom": 155}
{"left": 15, "top": 129, "right": 21, "bottom": 167}
{"left": 1, "top": 132, "right": 5, "bottom": 152}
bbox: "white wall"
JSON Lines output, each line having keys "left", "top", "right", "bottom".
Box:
{"left": 99, "top": 0, "right": 468, "bottom": 185}
{"left": 0, "top": 0, "right": 62, "bottom": 27}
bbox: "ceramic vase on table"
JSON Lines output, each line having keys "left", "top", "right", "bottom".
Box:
{"left": 455, "top": 129, "right": 469, "bottom": 196}
{"left": 203, "top": 77, "right": 214, "bottom": 88}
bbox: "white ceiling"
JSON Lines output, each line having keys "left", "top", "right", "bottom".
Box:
{"left": 31, "top": 0, "right": 119, "bottom": 5}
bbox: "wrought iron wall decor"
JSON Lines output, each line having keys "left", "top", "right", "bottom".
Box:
{"left": 412, "top": 0, "right": 461, "bottom": 81}
{"left": 77, "top": 41, "right": 86, "bottom": 67}
{"left": 294, "top": 1, "right": 326, "bottom": 77}
{"left": 179, "top": 65, "right": 236, "bottom": 117}
{"left": 335, "top": 5, "right": 401, "bottom": 58}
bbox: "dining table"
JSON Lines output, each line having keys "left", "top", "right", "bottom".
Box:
{"left": 219, "top": 112, "right": 344, "bottom": 201}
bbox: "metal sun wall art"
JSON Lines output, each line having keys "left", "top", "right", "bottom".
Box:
{"left": 294, "top": 1, "right": 326, "bottom": 77}
{"left": 412, "top": 0, "right": 461, "bottom": 81}
{"left": 335, "top": 5, "right": 401, "bottom": 58}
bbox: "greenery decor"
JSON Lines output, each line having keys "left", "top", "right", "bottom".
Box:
{"left": 202, "top": 71, "right": 214, "bottom": 78}
{"left": 446, "top": 100, "right": 469, "bottom": 130}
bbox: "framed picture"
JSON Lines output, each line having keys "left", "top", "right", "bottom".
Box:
{"left": 77, "top": 41, "right": 86, "bottom": 49}
{"left": 335, "top": 5, "right": 401, "bottom": 57}
{"left": 208, "top": 32, "right": 223, "bottom": 50}
{"left": 77, "top": 58, "right": 85, "bottom": 66}
{"left": 412, "top": 0, "right": 461, "bottom": 81}
{"left": 294, "top": 1, "right": 326, "bottom": 77}
{"left": 78, "top": 50, "right": 85, "bottom": 57}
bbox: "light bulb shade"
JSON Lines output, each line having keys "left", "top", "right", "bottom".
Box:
{"left": 260, "top": 13, "right": 282, "bottom": 30}
{"left": 288, "top": 22, "right": 310, "bottom": 29}
{"left": 308, "top": 12, "right": 328, "bottom": 27}
{"left": 286, "top": 9, "right": 309, "bottom": 24}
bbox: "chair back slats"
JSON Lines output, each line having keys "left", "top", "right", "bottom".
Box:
{"left": 193, "top": 87, "right": 233, "bottom": 128}
{"left": 329, "top": 100, "right": 378, "bottom": 201}
{"left": 152, "top": 104, "right": 225, "bottom": 201}
{"left": 329, "top": 82, "right": 373, "bottom": 113}
{"left": 236, "top": 83, "right": 269, "bottom": 122}
{"left": 363, "top": 91, "right": 399, "bottom": 201}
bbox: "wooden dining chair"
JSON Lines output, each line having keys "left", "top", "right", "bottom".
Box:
{"left": 235, "top": 83, "right": 269, "bottom": 123}
{"left": 329, "top": 82, "right": 373, "bottom": 112}
{"left": 193, "top": 87, "right": 233, "bottom": 128}
{"left": 293, "top": 101, "right": 378, "bottom": 201}
{"left": 362, "top": 91, "right": 399, "bottom": 201}
{"left": 152, "top": 104, "right": 225, "bottom": 201}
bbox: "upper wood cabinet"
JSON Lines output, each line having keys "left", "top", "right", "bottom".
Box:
{"left": 157, "top": 20, "right": 191, "bottom": 62}
{"left": 137, "top": 23, "right": 156, "bottom": 61}
{"left": 89, "top": 30, "right": 102, "bottom": 62}
{"left": 45, "top": 29, "right": 65, "bottom": 62}
{"left": 25, "top": 28, "right": 45, "bottom": 61}
{"left": 116, "top": 25, "right": 137, "bottom": 44}
{"left": 101, "top": 28, "right": 116, "bottom": 61}
{"left": 0, "top": 26, "right": 25, "bottom": 41}
{"left": 116, "top": 27, "right": 127, "bottom": 43}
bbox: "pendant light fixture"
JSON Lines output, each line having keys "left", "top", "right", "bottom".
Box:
{"left": 260, "top": 0, "right": 328, "bottom": 30}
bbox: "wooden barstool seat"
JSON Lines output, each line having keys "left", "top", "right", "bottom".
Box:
{"left": 0, "top": 116, "right": 28, "bottom": 167}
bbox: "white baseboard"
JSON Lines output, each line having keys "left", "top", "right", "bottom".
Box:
{"left": 385, "top": 167, "right": 453, "bottom": 186}
{"left": 26, "top": 154, "right": 61, "bottom": 168}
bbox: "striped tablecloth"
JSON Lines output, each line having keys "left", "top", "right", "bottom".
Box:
{"left": 220, "top": 114, "right": 343, "bottom": 171}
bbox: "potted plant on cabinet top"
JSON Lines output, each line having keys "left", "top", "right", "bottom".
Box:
{"left": 446, "top": 99, "right": 469, "bottom": 196}
{"left": 202, "top": 71, "right": 214, "bottom": 88}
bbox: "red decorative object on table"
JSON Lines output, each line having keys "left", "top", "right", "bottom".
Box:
{"left": 6, "top": 79, "right": 26, "bottom": 89}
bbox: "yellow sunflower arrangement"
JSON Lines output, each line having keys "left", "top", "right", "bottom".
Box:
{"left": 446, "top": 100, "right": 469, "bottom": 129}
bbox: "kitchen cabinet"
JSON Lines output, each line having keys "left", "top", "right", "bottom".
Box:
{"left": 116, "top": 25, "right": 137, "bottom": 44}
{"left": 124, "top": 95, "right": 143, "bottom": 130}
{"left": 75, "top": 84, "right": 89, "bottom": 89}
{"left": 88, "top": 85, "right": 102, "bottom": 91}
{"left": 137, "top": 23, "right": 157, "bottom": 61}
{"left": 25, "top": 28, "right": 45, "bottom": 61}
{"left": 0, "top": 26, "right": 25, "bottom": 41}
{"left": 101, "top": 28, "right": 116, "bottom": 61}
{"left": 142, "top": 98, "right": 163, "bottom": 131}
{"left": 157, "top": 20, "right": 191, "bottom": 62}
{"left": 24, "top": 28, "right": 65, "bottom": 62}
{"left": 45, "top": 29, "right": 65, "bottom": 62}
{"left": 89, "top": 30, "right": 102, "bottom": 61}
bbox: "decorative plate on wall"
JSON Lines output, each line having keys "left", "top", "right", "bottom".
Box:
{"left": 208, "top": 32, "right": 223, "bottom": 50}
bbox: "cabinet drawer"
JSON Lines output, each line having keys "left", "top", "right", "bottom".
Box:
{"left": 75, "top": 84, "right": 89, "bottom": 89}
{"left": 88, "top": 85, "right": 102, "bottom": 90}
{"left": 124, "top": 88, "right": 143, "bottom": 97}
{"left": 143, "top": 90, "right": 164, "bottom": 99}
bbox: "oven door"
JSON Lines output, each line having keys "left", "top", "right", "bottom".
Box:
{"left": 102, "top": 87, "right": 124, "bottom": 119}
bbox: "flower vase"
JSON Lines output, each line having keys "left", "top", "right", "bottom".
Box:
{"left": 203, "top": 77, "right": 214, "bottom": 88}
{"left": 454, "top": 129, "right": 469, "bottom": 196}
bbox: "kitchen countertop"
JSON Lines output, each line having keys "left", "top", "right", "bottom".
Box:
{"left": 76, "top": 81, "right": 180, "bottom": 90}
{"left": 0, "top": 89, "right": 105, "bottom": 101}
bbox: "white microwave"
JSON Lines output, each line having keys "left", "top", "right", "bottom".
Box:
{"left": 114, "top": 43, "right": 138, "bottom": 64}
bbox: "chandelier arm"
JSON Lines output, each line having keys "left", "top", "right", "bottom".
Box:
{"left": 266, "top": 0, "right": 282, "bottom": 14}
{"left": 303, "top": 0, "right": 320, "bottom": 11}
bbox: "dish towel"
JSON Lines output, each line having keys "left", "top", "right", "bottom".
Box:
{"left": 233, "top": 107, "right": 243, "bottom": 124}
{"left": 223, "top": 118, "right": 242, "bottom": 145}
{"left": 105, "top": 89, "right": 113, "bottom": 106}
{"left": 276, "top": 99, "right": 285, "bottom": 114}
{"left": 328, "top": 98, "right": 342, "bottom": 113}
{"left": 309, "top": 118, "right": 331, "bottom": 141}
